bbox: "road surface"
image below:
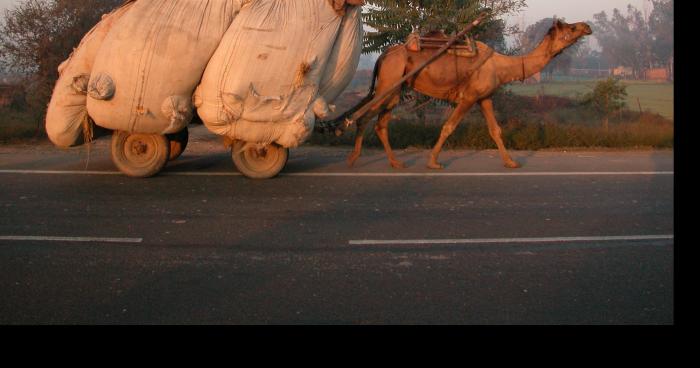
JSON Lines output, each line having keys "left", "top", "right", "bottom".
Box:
{"left": 0, "top": 126, "right": 674, "bottom": 324}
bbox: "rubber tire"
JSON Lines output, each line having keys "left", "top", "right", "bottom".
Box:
{"left": 111, "top": 131, "right": 170, "bottom": 178}
{"left": 232, "top": 141, "right": 289, "bottom": 180}
{"left": 166, "top": 127, "right": 189, "bottom": 161}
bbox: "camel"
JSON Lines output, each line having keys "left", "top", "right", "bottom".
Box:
{"left": 338, "top": 20, "right": 593, "bottom": 169}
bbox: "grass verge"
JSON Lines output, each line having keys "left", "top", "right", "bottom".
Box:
{"left": 311, "top": 93, "right": 674, "bottom": 150}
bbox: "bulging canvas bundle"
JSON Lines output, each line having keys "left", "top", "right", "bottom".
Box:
{"left": 85, "top": 0, "right": 244, "bottom": 136}
{"left": 45, "top": 1, "right": 135, "bottom": 148}
{"left": 319, "top": 5, "right": 363, "bottom": 104}
{"left": 195, "top": 0, "right": 362, "bottom": 148}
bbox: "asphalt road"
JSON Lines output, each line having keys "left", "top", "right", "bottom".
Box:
{"left": 0, "top": 127, "right": 674, "bottom": 324}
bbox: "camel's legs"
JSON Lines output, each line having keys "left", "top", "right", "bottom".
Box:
{"left": 347, "top": 88, "right": 401, "bottom": 168}
{"left": 479, "top": 98, "right": 520, "bottom": 169}
{"left": 347, "top": 105, "right": 384, "bottom": 167}
{"left": 373, "top": 93, "right": 404, "bottom": 169}
{"left": 428, "top": 99, "right": 474, "bottom": 170}
{"left": 347, "top": 117, "right": 371, "bottom": 167}
{"left": 375, "top": 110, "right": 406, "bottom": 169}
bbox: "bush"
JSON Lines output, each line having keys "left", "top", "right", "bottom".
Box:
{"left": 581, "top": 77, "right": 628, "bottom": 129}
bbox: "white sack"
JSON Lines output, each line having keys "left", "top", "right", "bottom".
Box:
{"left": 319, "top": 5, "right": 363, "bottom": 104}
{"left": 196, "top": 0, "right": 362, "bottom": 148}
{"left": 86, "top": 0, "right": 244, "bottom": 135}
{"left": 45, "top": 2, "right": 134, "bottom": 148}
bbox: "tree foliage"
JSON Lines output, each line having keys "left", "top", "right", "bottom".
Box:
{"left": 362, "top": 0, "right": 526, "bottom": 54}
{"left": 0, "top": 0, "right": 124, "bottom": 110}
{"left": 648, "top": 0, "right": 673, "bottom": 78}
{"left": 591, "top": 0, "right": 673, "bottom": 79}
{"left": 582, "top": 77, "right": 628, "bottom": 129}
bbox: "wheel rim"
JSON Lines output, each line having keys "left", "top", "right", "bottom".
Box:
{"left": 240, "top": 145, "right": 284, "bottom": 173}
{"left": 121, "top": 134, "right": 162, "bottom": 170}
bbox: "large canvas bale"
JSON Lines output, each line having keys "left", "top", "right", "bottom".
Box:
{"left": 45, "top": 2, "right": 135, "bottom": 148}
{"left": 86, "top": 0, "right": 244, "bottom": 136}
{"left": 195, "top": 0, "right": 363, "bottom": 148}
{"left": 319, "top": 5, "right": 363, "bottom": 104}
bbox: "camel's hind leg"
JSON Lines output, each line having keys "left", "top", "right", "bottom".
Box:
{"left": 348, "top": 91, "right": 402, "bottom": 168}
{"left": 347, "top": 116, "right": 372, "bottom": 167}
{"left": 347, "top": 46, "right": 406, "bottom": 168}
{"left": 374, "top": 94, "right": 405, "bottom": 169}
{"left": 479, "top": 98, "right": 520, "bottom": 168}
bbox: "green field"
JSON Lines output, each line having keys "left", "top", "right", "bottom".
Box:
{"left": 507, "top": 80, "right": 674, "bottom": 120}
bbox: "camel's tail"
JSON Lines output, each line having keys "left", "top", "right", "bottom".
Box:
{"left": 315, "top": 50, "right": 386, "bottom": 134}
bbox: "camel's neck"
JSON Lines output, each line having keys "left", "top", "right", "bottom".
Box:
{"left": 495, "top": 36, "right": 555, "bottom": 84}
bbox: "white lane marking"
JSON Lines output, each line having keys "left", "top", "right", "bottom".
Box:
{"left": 0, "top": 236, "right": 143, "bottom": 244}
{"left": 280, "top": 172, "right": 674, "bottom": 177}
{"left": 0, "top": 170, "right": 675, "bottom": 177}
{"left": 0, "top": 170, "right": 122, "bottom": 176}
{"left": 349, "top": 235, "right": 674, "bottom": 246}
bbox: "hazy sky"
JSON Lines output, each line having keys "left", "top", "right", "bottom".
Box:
{"left": 507, "top": 0, "right": 649, "bottom": 25}
{"left": 0, "top": 0, "right": 652, "bottom": 25}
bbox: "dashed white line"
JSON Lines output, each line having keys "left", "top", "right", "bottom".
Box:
{"left": 0, "top": 169, "right": 675, "bottom": 177}
{"left": 0, "top": 236, "right": 143, "bottom": 244}
{"left": 349, "top": 235, "right": 674, "bottom": 246}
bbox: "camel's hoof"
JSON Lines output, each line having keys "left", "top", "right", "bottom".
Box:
{"left": 504, "top": 161, "right": 521, "bottom": 169}
{"left": 347, "top": 156, "right": 359, "bottom": 168}
{"left": 427, "top": 162, "right": 444, "bottom": 170}
{"left": 391, "top": 161, "right": 407, "bottom": 169}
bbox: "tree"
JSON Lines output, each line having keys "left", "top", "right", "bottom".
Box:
{"left": 648, "top": 0, "right": 673, "bottom": 80}
{"left": 0, "top": 0, "right": 123, "bottom": 111}
{"left": 592, "top": 2, "right": 672, "bottom": 80}
{"left": 582, "top": 77, "right": 628, "bottom": 131}
{"left": 362, "top": 0, "right": 526, "bottom": 54}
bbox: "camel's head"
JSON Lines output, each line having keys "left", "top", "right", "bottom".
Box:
{"left": 547, "top": 20, "right": 593, "bottom": 57}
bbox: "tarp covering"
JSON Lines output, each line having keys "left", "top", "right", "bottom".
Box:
{"left": 319, "top": 5, "right": 363, "bottom": 104}
{"left": 86, "top": 0, "right": 244, "bottom": 135}
{"left": 195, "top": 0, "right": 363, "bottom": 148}
{"left": 46, "top": 0, "right": 363, "bottom": 150}
{"left": 45, "top": 2, "right": 134, "bottom": 148}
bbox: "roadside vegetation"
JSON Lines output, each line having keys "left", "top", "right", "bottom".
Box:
{"left": 508, "top": 80, "right": 674, "bottom": 120}
{"left": 311, "top": 80, "right": 673, "bottom": 150}
{"left": 0, "top": 107, "right": 44, "bottom": 142}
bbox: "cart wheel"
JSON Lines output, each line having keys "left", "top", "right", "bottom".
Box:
{"left": 166, "top": 127, "right": 189, "bottom": 161}
{"left": 111, "top": 131, "right": 170, "bottom": 178}
{"left": 232, "top": 140, "right": 289, "bottom": 180}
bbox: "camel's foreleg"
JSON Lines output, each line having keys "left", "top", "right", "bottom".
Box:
{"left": 479, "top": 98, "right": 520, "bottom": 169}
{"left": 428, "top": 99, "right": 474, "bottom": 170}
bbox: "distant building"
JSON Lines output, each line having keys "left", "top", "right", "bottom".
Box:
{"left": 0, "top": 84, "right": 15, "bottom": 107}
{"left": 570, "top": 68, "right": 611, "bottom": 79}
{"left": 612, "top": 66, "right": 634, "bottom": 79}
{"left": 644, "top": 68, "right": 670, "bottom": 81}
{"left": 0, "top": 73, "right": 23, "bottom": 107}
